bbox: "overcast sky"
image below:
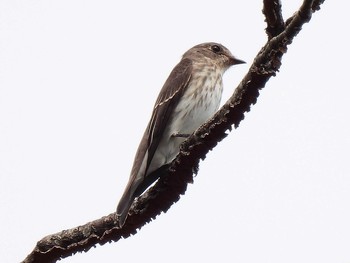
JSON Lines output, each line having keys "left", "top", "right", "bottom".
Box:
{"left": 1, "top": 1, "right": 349, "bottom": 263}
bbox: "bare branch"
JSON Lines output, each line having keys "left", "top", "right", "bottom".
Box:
{"left": 263, "top": 0, "right": 285, "bottom": 39}
{"left": 22, "top": 1, "right": 326, "bottom": 262}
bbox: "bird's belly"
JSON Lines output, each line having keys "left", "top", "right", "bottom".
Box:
{"left": 172, "top": 92, "right": 220, "bottom": 134}
{"left": 147, "top": 77, "right": 223, "bottom": 174}
{"left": 171, "top": 74, "right": 223, "bottom": 135}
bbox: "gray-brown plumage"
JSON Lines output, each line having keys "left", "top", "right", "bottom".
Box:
{"left": 116, "top": 42, "right": 245, "bottom": 227}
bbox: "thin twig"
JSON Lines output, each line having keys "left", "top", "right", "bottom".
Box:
{"left": 263, "top": 0, "right": 285, "bottom": 39}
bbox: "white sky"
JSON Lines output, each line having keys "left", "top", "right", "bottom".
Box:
{"left": 1, "top": 1, "right": 349, "bottom": 263}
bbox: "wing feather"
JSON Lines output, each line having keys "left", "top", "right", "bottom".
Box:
{"left": 145, "top": 58, "right": 193, "bottom": 169}
{"left": 116, "top": 58, "right": 193, "bottom": 224}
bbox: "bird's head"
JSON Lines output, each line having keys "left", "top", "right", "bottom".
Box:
{"left": 183, "top": 42, "right": 245, "bottom": 70}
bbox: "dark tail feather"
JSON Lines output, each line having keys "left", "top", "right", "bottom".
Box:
{"left": 116, "top": 164, "right": 171, "bottom": 228}
{"left": 116, "top": 190, "right": 134, "bottom": 228}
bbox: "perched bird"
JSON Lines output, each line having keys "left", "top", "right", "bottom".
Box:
{"left": 116, "top": 42, "right": 245, "bottom": 227}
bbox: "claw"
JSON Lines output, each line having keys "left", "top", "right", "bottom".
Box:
{"left": 172, "top": 132, "right": 190, "bottom": 138}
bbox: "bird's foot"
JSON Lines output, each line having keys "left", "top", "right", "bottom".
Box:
{"left": 171, "top": 132, "right": 190, "bottom": 138}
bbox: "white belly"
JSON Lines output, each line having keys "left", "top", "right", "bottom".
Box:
{"left": 147, "top": 69, "right": 223, "bottom": 174}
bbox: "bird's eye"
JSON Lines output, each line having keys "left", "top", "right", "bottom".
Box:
{"left": 211, "top": 45, "right": 221, "bottom": 53}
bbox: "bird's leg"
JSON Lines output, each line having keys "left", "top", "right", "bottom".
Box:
{"left": 171, "top": 132, "right": 191, "bottom": 138}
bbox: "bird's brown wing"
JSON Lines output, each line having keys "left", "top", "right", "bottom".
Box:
{"left": 145, "top": 58, "right": 193, "bottom": 170}
{"left": 116, "top": 58, "right": 193, "bottom": 225}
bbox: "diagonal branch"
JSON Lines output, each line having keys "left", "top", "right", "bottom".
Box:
{"left": 22, "top": 0, "right": 325, "bottom": 262}
{"left": 263, "top": 0, "right": 285, "bottom": 39}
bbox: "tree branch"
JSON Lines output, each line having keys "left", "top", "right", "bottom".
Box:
{"left": 263, "top": 0, "right": 285, "bottom": 39}
{"left": 22, "top": 0, "right": 325, "bottom": 262}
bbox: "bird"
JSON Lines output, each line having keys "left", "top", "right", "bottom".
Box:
{"left": 116, "top": 42, "right": 245, "bottom": 227}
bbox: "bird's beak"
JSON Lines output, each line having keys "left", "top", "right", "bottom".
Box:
{"left": 230, "top": 57, "right": 246, "bottom": 65}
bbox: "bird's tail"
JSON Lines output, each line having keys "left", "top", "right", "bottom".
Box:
{"left": 116, "top": 190, "right": 134, "bottom": 228}
{"left": 116, "top": 176, "right": 142, "bottom": 228}
{"left": 116, "top": 164, "right": 171, "bottom": 228}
